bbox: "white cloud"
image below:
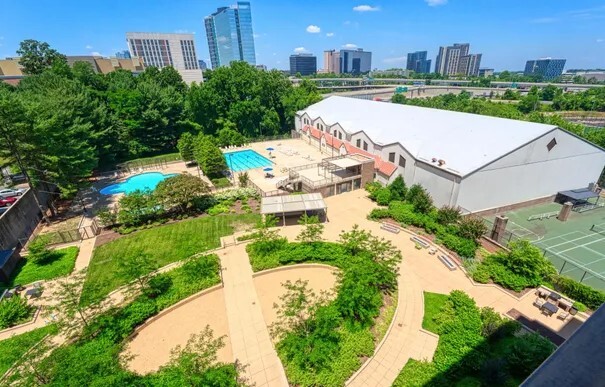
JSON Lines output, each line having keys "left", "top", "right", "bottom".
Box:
{"left": 91, "top": 51, "right": 103, "bottom": 57}
{"left": 342, "top": 43, "right": 358, "bottom": 49}
{"left": 326, "top": 32, "right": 335, "bottom": 37}
{"left": 343, "top": 20, "right": 360, "bottom": 28}
{"left": 596, "top": 38, "right": 604, "bottom": 43}
{"left": 0, "top": 36, "right": 5, "bottom": 40}
{"left": 306, "top": 25, "right": 321, "bottom": 33}
{"left": 272, "top": 52, "right": 277, "bottom": 56}
{"left": 383, "top": 56, "right": 407, "bottom": 64}
{"left": 353, "top": 5, "right": 380, "bottom": 12}
{"left": 217, "top": 36, "right": 228, "bottom": 44}
{"left": 174, "top": 29, "right": 194, "bottom": 34}
{"left": 425, "top": 0, "right": 447, "bottom": 6}
{"left": 294, "top": 47, "right": 308, "bottom": 53}
{"left": 85, "top": 45, "right": 93, "bottom": 49}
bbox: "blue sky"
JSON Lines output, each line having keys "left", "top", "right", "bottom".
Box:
{"left": 1, "top": 0, "right": 604, "bottom": 71}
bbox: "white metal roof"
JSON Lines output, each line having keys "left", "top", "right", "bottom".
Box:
{"left": 299, "top": 96, "right": 559, "bottom": 176}
{"left": 261, "top": 193, "right": 327, "bottom": 214}
{"left": 329, "top": 157, "right": 362, "bottom": 169}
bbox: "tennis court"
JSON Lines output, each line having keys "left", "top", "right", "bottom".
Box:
{"left": 488, "top": 202, "right": 605, "bottom": 290}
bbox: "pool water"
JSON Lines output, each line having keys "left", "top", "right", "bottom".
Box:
{"left": 100, "top": 172, "right": 177, "bottom": 195}
{"left": 224, "top": 149, "right": 273, "bottom": 172}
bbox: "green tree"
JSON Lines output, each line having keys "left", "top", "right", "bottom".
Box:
{"left": 540, "top": 84, "right": 561, "bottom": 101}
{"left": 0, "top": 295, "right": 33, "bottom": 329}
{"left": 117, "top": 189, "right": 162, "bottom": 226}
{"left": 217, "top": 125, "right": 246, "bottom": 147}
{"left": 501, "top": 89, "right": 520, "bottom": 100}
{"left": 391, "top": 93, "right": 407, "bottom": 104}
{"left": 238, "top": 172, "right": 249, "bottom": 187}
{"left": 177, "top": 132, "right": 196, "bottom": 162}
{"left": 436, "top": 205, "right": 462, "bottom": 225}
{"left": 116, "top": 249, "right": 159, "bottom": 293}
{"left": 506, "top": 333, "right": 555, "bottom": 377}
{"left": 406, "top": 184, "right": 434, "bottom": 214}
{"left": 388, "top": 175, "right": 407, "bottom": 201}
{"left": 296, "top": 214, "right": 324, "bottom": 243}
{"left": 154, "top": 174, "right": 209, "bottom": 213}
{"left": 17, "top": 39, "right": 67, "bottom": 75}
{"left": 195, "top": 135, "right": 227, "bottom": 178}
{"left": 502, "top": 240, "right": 556, "bottom": 282}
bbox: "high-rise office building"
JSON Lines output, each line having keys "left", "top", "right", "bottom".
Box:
{"left": 339, "top": 48, "right": 371, "bottom": 74}
{"left": 204, "top": 1, "right": 256, "bottom": 68}
{"left": 435, "top": 43, "right": 482, "bottom": 76}
{"left": 198, "top": 59, "right": 208, "bottom": 71}
{"left": 115, "top": 50, "right": 131, "bottom": 59}
{"left": 406, "top": 51, "right": 431, "bottom": 74}
{"left": 458, "top": 53, "right": 482, "bottom": 77}
{"left": 323, "top": 50, "right": 340, "bottom": 74}
{"left": 524, "top": 58, "right": 566, "bottom": 80}
{"left": 290, "top": 53, "right": 317, "bottom": 76}
{"left": 478, "top": 68, "right": 494, "bottom": 77}
{"left": 126, "top": 32, "right": 204, "bottom": 84}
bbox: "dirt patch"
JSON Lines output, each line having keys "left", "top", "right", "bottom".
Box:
{"left": 229, "top": 198, "right": 260, "bottom": 215}
{"left": 94, "top": 229, "right": 123, "bottom": 247}
{"left": 371, "top": 293, "right": 395, "bottom": 341}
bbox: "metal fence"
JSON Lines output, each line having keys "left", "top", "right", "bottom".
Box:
{"left": 482, "top": 218, "right": 605, "bottom": 291}
{"left": 27, "top": 220, "right": 101, "bottom": 248}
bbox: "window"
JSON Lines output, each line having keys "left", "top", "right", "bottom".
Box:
{"left": 338, "top": 132, "right": 342, "bottom": 140}
{"left": 333, "top": 130, "right": 337, "bottom": 137}
{"left": 356, "top": 139, "right": 361, "bottom": 147}
{"left": 547, "top": 138, "right": 557, "bottom": 151}
{"left": 363, "top": 141, "right": 368, "bottom": 151}
{"left": 399, "top": 156, "right": 406, "bottom": 168}
{"left": 388, "top": 152, "right": 395, "bottom": 163}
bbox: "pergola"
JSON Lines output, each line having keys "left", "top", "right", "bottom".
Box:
{"left": 556, "top": 188, "right": 601, "bottom": 205}
{"left": 261, "top": 193, "right": 327, "bottom": 225}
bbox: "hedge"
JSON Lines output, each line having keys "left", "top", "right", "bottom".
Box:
{"left": 551, "top": 275, "right": 605, "bottom": 310}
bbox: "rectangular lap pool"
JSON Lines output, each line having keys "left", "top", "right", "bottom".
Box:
{"left": 224, "top": 149, "right": 273, "bottom": 172}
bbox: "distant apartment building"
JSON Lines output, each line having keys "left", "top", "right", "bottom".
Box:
{"left": 479, "top": 68, "right": 494, "bottom": 77}
{"left": 204, "top": 1, "right": 256, "bottom": 68}
{"left": 126, "top": 32, "right": 203, "bottom": 84}
{"left": 115, "top": 50, "right": 131, "bottom": 59}
{"left": 406, "top": 51, "right": 431, "bottom": 74}
{"left": 198, "top": 59, "right": 208, "bottom": 71}
{"left": 435, "top": 43, "right": 482, "bottom": 76}
{"left": 524, "top": 58, "right": 566, "bottom": 80}
{"left": 0, "top": 56, "right": 145, "bottom": 85}
{"left": 323, "top": 49, "right": 340, "bottom": 74}
{"left": 255, "top": 64, "right": 267, "bottom": 71}
{"left": 290, "top": 53, "right": 317, "bottom": 76}
{"left": 339, "top": 48, "right": 371, "bottom": 74}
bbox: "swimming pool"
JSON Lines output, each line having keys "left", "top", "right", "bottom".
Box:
{"left": 224, "top": 149, "right": 273, "bottom": 172}
{"left": 100, "top": 172, "right": 177, "bottom": 195}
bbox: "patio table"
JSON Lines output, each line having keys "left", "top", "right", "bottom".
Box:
{"left": 25, "top": 288, "right": 41, "bottom": 298}
{"left": 542, "top": 301, "right": 559, "bottom": 316}
{"left": 548, "top": 292, "right": 562, "bottom": 301}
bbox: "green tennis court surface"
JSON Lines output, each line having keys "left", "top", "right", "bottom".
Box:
{"left": 489, "top": 202, "right": 605, "bottom": 290}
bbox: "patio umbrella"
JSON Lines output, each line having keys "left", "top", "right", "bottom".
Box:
{"left": 263, "top": 167, "right": 273, "bottom": 172}
{"left": 266, "top": 147, "right": 275, "bottom": 151}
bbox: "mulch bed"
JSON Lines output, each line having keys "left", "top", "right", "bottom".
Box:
{"left": 506, "top": 308, "right": 565, "bottom": 346}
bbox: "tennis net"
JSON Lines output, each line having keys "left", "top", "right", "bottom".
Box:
{"left": 590, "top": 223, "right": 605, "bottom": 236}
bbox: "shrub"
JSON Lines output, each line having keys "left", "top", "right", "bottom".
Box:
{"left": 364, "top": 181, "right": 382, "bottom": 199}
{"left": 406, "top": 184, "right": 434, "bottom": 214}
{"left": 458, "top": 216, "right": 488, "bottom": 242}
{"left": 471, "top": 264, "right": 491, "bottom": 284}
{"left": 213, "top": 187, "right": 258, "bottom": 202}
{"left": 0, "top": 296, "right": 33, "bottom": 329}
{"left": 551, "top": 275, "right": 605, "bottom": 310}
{"left": 27, "top": 238, "right": 54, "bottom": 264}
{"left": 388, "top": 175, "right": 407, "bottom": 201}
{"left": 374, "top": 187, "right": 392, "bottom": 206}
{"left": 436, "top": 205, "right": 462, "bottom": 226}
{"left": 437, "top": 232, "right": 478, "bottom": 258}
{"left": 211, "top": 177, "right": 232, "bottom": 189}
{"left": 143, "top": 274, "right": 173, "bottom": 299}
{"left": 207, "top": 203, "right": 230, "bottom": 216}
{"left": 506, "top": 333, "right": 555, "bottom": 377}
{"left": 480, "top": 358, "right": 510, "bottom": 387}
{"left": 479, "top": 307, "right": 520, "bottom": 341}
{"left": 95, "top": 207, "right": 118, "bottom": 227}
{"left": 573, "top": 301, "right": 587, "bottom": 312}
{"left": 368, "top": 208, "right": 391, "bottom": 220}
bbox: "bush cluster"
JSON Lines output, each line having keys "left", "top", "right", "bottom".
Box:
{"left": 395, "top": 290, "right": 554, "bottom": 386}
{"left": 246, "top": 228, "right": 401, "bottom": 386}
{"left": 0, "top": 295, "right": 34, "bottom": 329}
{"left": 551, "top": 275, "right": 605, "bottom": 310}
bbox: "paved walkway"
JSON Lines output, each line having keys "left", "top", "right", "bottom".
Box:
{"left": 219, "top": 244, "right": 288, "bottom": 387}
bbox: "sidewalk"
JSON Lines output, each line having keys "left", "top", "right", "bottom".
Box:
{"left": 219, "top": 244, "right": 288, "bottom": 387}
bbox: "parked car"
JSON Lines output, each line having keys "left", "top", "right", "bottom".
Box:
{"left": 0, "top": 196, "right": 17, "bottom": 207}
{"left": 0, "top": 188, "right": 25, "bottom": 198}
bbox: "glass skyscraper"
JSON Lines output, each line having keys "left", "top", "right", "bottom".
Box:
{"left": 524, "top": 58, "right": 566, "bottom": 80}
{"left": 204, "top": 1, "right": 256, "bottom": 68}
{"left": 406, "top": 51, "right": 431, "bottom": 74}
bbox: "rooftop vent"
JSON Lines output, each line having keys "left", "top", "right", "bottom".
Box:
{"left": 438, "top": 159, "right": 446, "bottom": 166}
{"left": 431, "top": 158, "right": 438, "bottom": 163}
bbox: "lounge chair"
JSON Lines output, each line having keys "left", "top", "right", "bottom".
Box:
{"left": 534, "top": 297, "right": 545, "bottom": 308}
{"left": 558, "top": 311, "right": 569, "bottom": 320}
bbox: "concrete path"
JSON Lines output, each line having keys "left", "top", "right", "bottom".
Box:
{"left": 73, "top": 236, "right": 96, "bottom": 272}
{"left": 218, "top": 244, "right": 288, "bottom": 387}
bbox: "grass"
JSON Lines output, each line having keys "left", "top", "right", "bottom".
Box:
{"left": 80, "top": 213, "right": 259, "bottom": 304}
{"left": 211, "top": 177, "right": 232, "bottom": 189}
{"left": 422, "top": 292, "right": 448, "bottom": 333}
{"left": 1, "top": 247, "right": 79, "bottom": 289}
{"left": 121, "top": 152, "right": 181, "bottom": 168}
{"left": 373, "top": 292, "right": 398, "bottom": 342}
{"left": 0, "top": 324, "right": 58, "bottom": 375}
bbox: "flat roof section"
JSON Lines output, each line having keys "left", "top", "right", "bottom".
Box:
{"left": 261, "top": 193, "right": 327, "bottom": 215}
{"left": 328, "top": 157, "right": 362, "bottom": 169}
{"left": 557, "top": 188, "right": 600, "bottom": 201}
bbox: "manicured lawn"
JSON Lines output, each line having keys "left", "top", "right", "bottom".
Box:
{"left": 1, "top": 247, "right": 79, "bottom": 288}
{"left": 0, "top": 324, "right": 58, "bottom": 375}
{"left": 422, "top": 291, "right": 448, "bottom": 333}
{"left": 80, "top": 213, "right": 259, "bottom": 304}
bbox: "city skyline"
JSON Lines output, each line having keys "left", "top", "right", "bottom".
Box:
{"left": 0, "top": 1, "right": 604, "bottom": 71}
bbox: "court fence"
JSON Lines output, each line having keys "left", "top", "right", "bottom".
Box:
{"left": 482, "top": 218, "right": 605, "bottom": 291}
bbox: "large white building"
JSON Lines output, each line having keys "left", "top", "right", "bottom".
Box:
{"left": 126, "top": 32, "right": 204, "bottom": 84}
{"left": 295, "top": 96, "right": 605, "bottom": 213}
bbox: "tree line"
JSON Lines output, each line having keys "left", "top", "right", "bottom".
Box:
{"left": 0, "top": 40, "right": 322, "bottom": 196}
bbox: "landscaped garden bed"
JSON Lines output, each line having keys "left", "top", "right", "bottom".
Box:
{"left": 393, "top": 291, "right": 555, "bottom": 387}
{"left": 246, "top": 216, "right": 402, "bottom": 386}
